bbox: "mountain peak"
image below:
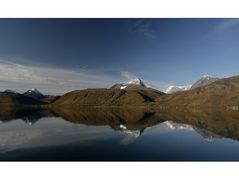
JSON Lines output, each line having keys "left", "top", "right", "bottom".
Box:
{"left": 111, "top": 77, "right": 148, "bottom": 90}
{"left": 201, "top": 74, "right": 211, "bottom": 78}
{"left": 24, "top": 88, "right": 44, "bottom": 99}
{"left": 201, "top": 74, "right": 217, "bottom": 80}
{"left": 30, "top": 88, "right": 38, "bottom": 91}
{"left": 191, "top": 75, "right": 220, "bottom": 89}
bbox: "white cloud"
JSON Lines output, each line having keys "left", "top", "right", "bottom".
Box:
{"left": 121, "top": 71, "right": 139, "bottom": 82}
{"left": 0, "top": 61, "right": 47, "bottom": 84}
{"left": 0, "top": 61, "right": 174, "bottom": 95}
{"left": 0, "top": 60, "right": 121, "bottom": 95}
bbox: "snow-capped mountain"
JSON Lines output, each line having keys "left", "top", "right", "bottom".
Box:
{"left": 23, "top": 88, "right": 44, "bottom": 100}
{"left": 111, "top": 72, "right": 163, "bottom": 94}
{"left": 191, "top": 75, "right": 219, "bottom": 89}
{"left": 111, "top": 77, "right": 149, "bottom": 90}
{"left": 165, "top": 85, "right": 191, "bottom": 94}
{"left": 124, "top": 77, "right": 146, "bottom": 86}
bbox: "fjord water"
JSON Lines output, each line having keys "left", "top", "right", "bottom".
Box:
{"left": 1, "top": 107, "right": 239, "bottom": 161}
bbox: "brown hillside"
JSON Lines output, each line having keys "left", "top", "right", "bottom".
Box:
{"left": 156, "top": 75, "right": 239, "bottom": 107}
{"left": 54, "top": 88, "right": 164, "bottom": 106}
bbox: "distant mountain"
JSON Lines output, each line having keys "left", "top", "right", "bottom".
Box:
{"left": 23, "top": 88, "right": 44, "bottom": 100}
{"left": 165, "top": 85, "right": 191, "bottom": 94}
{"left": 0, "top": 92, "right": 43, "bottom": 106}
{"left": 4, "top": 89, "right": 19, "bottom": 94}
{"left": 191, "top": 75, "right": 219, "bottom": 89}
{"left": 23, "top": 88, "right": 59, "bottom": 104}
{"left": 0, "top": 88, "right": 58, "bottom": 106}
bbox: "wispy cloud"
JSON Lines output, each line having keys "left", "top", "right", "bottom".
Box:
{"left": 121, "top": 71, "right": 138, "bottom": 82}
{"left": 0, "top": 61, "right": 172, "bottom": 95}
{"left": 0, "top": 60, "right": 121, "bottom": 95}
{"left": 129, "top": 19, "right": 156, "bottom": 40}
{"left": 0, "top": 61, "right": 47, "bottom": 84}
{"left": 214, "top": 19, "right": 239, "bottom": 33}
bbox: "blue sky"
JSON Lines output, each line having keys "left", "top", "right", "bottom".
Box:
{"left": 0, "top": 18, "right": 239, "bottom": 94}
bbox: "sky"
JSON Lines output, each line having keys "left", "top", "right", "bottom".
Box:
{"left": 1, "top": 18, "right": 239, "bottom": 94}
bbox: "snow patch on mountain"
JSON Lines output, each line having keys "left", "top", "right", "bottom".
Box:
{"left": 164, "top": 121, "right": 193, "bottom": 131}
{"left": 165, "top": 85, "right": 191, "bottom": 94}
{"left": 24, "top": 88, "right": 44, "bottom": 99}
{"left": 112, "top": 71, "right": 152, "bottom": 90}
{"left": 201, "top": 74, "right": 212, "bottom": 79}
{"left": 120, "top": 85, "right": 127, "bottom": 90}
{"left": 28, "top": 88, "right": 42, "bottom": 94}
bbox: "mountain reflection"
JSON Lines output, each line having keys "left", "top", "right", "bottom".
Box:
{"left": 1, "top": 106, "right": 239, "bottom": 142}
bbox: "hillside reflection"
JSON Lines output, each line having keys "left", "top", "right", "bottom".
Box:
{"left": 1, "top": 106, "right": 239, "bottom": 141}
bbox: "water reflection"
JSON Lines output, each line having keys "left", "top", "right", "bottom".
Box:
{"left": 0, "top": 106, "right": 239, "bottom": 160}
{"left": 1, "top": 107, "right": 239, "bottom": 142}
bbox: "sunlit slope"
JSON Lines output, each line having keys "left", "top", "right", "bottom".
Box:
{"left": 54, "top": 88, "right": 165, "bottom": 106}
{"left": 156, "top": 75, "right": 239, "bottom": 107}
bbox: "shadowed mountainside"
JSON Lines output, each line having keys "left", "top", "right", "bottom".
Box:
{"left": 0, "top": 92, "right": 44, "bottom": 107}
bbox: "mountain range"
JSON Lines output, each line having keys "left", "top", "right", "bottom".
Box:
{"left": 0, "top": 88, "right": 59, "bottom": 106}
{"left": 0, "top": 74, "right": 237, "bottom": 108}
{"left": 164, "top": 75, "right": 219, "bottom": 94}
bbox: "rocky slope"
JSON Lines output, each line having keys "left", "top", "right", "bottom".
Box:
{"left": 191, "top": 75, "right": 219, "bottom": 89}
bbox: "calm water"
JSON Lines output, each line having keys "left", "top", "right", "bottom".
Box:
{"left": 1, "top": 107, "right": 239, "bottom": 161}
